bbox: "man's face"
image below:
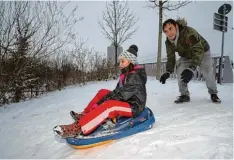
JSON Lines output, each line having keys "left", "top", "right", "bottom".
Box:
{"left": 163, "top": 23, "right": 177, "bottom": 40}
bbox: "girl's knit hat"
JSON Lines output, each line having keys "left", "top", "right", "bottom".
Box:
{"left": 119, "top": 44, "right": 138, "bottom": 65}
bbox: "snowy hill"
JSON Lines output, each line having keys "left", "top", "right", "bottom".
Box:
{"left": 0, "top": 77, "right": 232, "bottom": 159}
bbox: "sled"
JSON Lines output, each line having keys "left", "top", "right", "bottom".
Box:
{"left": 65, "top": 107, "right": 155, "bottom": 149}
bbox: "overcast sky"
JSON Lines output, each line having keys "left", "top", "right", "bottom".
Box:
{"left": 66, "top": 0, "right": 233, "bottom": 63}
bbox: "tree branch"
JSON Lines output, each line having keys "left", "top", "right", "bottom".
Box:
{"left": 99, "top": 0, "right": 138, "bottom": 47}
{"left": 147, "top": 0, "right": 192, "bottom": 11}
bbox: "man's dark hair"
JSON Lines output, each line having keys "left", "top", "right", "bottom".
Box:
{"left": 162, "top": 19, "right": 177, "bottom": 31}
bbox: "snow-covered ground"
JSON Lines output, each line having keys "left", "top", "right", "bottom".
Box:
{"left": 0, "top": 77, "right": 233, "bottom": 159}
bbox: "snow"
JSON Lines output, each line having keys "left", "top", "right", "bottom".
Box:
{"left": 0, "top": 77, "right": 233, "bottom": 159}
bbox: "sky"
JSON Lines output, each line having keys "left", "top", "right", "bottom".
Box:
{"left": 65, "top": 0, "right": 233, "bottom": 64}
{"left": 0, "top": 77, "right": 232, "bottom": 158}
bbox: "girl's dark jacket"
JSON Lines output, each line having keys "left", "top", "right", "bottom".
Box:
{"left": 97, "top": 66, "right": 147, "bottom": 118}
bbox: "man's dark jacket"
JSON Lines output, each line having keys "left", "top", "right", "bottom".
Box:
{"left": 165, "top": 19, "right": 210, "bottom": 73}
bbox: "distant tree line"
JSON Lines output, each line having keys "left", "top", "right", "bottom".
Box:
{"left": 0, "top": 1, "right": 116, "bottom": 106}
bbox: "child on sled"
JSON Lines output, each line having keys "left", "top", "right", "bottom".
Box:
{"left": 53, "top": 44, "right": 147, "bottom": 138}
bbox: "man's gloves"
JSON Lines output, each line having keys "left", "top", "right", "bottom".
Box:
{"left": 181, "top": 67, "right": 195, "bottom": 83}
{"left": 160, "top": 72, "right": 170, "bottom": 84}
{"left": 160, "top": 66, "right": 196, "bottom": 84}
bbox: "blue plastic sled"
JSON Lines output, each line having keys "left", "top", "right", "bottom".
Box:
{"left": 66, "top": 107, "right": 155, "bottom": 149}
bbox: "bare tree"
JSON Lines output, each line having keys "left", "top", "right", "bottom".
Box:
{"left": 0, "top": 1, "right": 83, "bottom": 104}
{"left": 99, "top": 0, "right": 139, "bottom": 67}
{"left": 148, "top": 0, "right": 191, "bottom": 79}
{"left": 71, "top": 40, "right": 89, "bottom": 85}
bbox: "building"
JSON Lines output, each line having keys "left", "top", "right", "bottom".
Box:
{"left": 107, "top": 43, "right": 123, "bottom": 64}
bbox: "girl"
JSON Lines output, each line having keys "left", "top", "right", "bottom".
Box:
{"left": 53, "top": 45, "right": 147, "bottom": 138}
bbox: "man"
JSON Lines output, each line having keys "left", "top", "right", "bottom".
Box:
{"left": 160, "top": 18, "right": 221, "bottom": 104}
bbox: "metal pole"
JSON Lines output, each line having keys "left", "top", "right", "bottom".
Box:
{"left": 219, "top": 29, "right": 225, "bottom": 84}
{"left": 218, "top": 4, "right": 226, "bottom": 85}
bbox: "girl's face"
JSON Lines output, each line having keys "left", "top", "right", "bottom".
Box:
{"left": 119, "top": 56, "right": 131, "bottom": 69}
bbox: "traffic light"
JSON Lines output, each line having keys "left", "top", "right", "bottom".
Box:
{"left": 213, "top": 13, "right": 228, "bottom": 32}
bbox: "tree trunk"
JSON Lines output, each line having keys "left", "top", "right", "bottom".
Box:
{"left": 14, "top": 87, "right": 22, "bottom": 102}
{"left": 156, "top": 0, "right": 163, "bottom": 80}
{"left": 115, "top": 43, "right": 118, "bottom": 66}
{"left": 114, "top": 1, "right": 118, "bottom": 76}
